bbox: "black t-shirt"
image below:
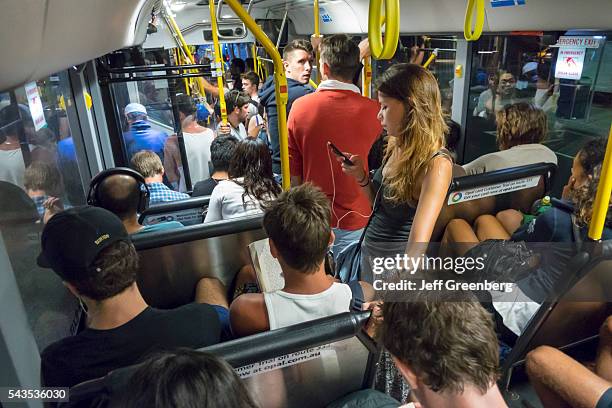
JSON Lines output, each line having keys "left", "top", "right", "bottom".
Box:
{"left": 41, "top": 304, "right": 221, "bottom": 388}
{"left": 192, "top": 178, "right": 219, "bottom": 197}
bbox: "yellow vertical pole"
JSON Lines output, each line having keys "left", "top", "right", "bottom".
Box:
{"left": 588, "top": 124, "right": 612, "bottom": 240}
{"left": 251, "top": 43, "right": 257, "bottom": 72}
{"left": 224, "top": 0, "right": 290, "bottom": 190}
{"left": 313, "top": 0, "right": 321, "bottom": 83}
{"left": 362, "top": 56, "right": 372, "bottom": 97}
{"left": 209, "top": 0, "right": 228, "bottom": 125}
{"left": 165, "top": 11, "right": 207, "bottom": 98}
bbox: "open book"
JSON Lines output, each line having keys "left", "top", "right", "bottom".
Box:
{"left": 248, "top": 238, "right": 285, "bottom": 293}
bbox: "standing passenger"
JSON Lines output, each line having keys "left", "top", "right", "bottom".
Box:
{"left": 163, "top": 95, "right": 215, "bottom": 191}
{"left": 122, "top": 103, "right": 168, "bottom": 162}
{"left": 288, "top": 34, "right": 382, "bottom": 259}
{"left": 338, "top": 64, "right": 452, "bottom": 282}
{"left": 216, "top": 90, "right": 250, "bottom": 141}
{"left": 260, "top": 40, "right": 314, "bottom": 177}
{"left": 192, "top": 136, "right": 239, "bottom": 197}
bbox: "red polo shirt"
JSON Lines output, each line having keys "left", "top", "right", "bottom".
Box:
{"left": 288, "top": 88, "right": 382, "bottom": 230}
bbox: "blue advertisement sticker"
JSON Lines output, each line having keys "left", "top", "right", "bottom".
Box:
{"left": 320, "top": 7, "right": 333, "bottom": 23}
{"left": 491, "top": 0, "right": 525, "bottom": 7}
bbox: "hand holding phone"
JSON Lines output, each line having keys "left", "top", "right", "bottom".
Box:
{"left": 327, "top": 141, "right": 354, "bottom": 166}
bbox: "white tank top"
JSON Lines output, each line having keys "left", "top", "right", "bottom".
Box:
{"left": 263, "top": 282, "right": 353, "bottom": 330}
{"left": 182, "top": 129, "right": 214, "bottom": 186}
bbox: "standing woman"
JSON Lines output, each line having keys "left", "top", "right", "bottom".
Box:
{"left": 338, "top": 63, "right": 452, "bottom": 404}
{"left": 339, "top": 63, "right": 453, "bottom": 281}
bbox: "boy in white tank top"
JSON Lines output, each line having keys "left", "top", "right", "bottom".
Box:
{"left": 230, "top": 184, "right": 374, "bottom": 337}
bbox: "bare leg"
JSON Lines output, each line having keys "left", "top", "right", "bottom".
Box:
{"left": 597, "top": 316, "right": 612, "bottom": 381}
{"left": 496, "top": 209, "right": 523, "bottom": 235}
{"left": 194, "top": 277, "right": 229, "bottom": 308}
{"left": 526, "top": 345, "right": 612, "bottom": 408}
{"left": 440, "top": 218, "right": 480, "bottom": 257}
{"left": 474, "top": 214, "right": 511, "bottom": 241}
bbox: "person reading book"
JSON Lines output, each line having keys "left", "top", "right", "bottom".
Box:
{"left": 230, "top": 183, "right": 374, "bottom": 337}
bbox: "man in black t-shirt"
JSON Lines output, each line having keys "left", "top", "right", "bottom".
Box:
{"left": 192, "top": 135, "right": 238, "bottom": 197}
{"left": 38, "top": 206, "right": 228, "bottom": 388}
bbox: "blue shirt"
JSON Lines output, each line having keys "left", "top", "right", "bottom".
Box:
{"left": 147, "top": 182, "right": 190, "bottom": 205}
{"left": 136, "top": 221, "right": 184, "bottom": 235}
{"left": 123, "top": 121, "right": 168, "bottom": 160}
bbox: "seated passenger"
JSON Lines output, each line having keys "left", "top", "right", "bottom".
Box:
{"left": 113, "top": 349, "right": 258, "bottom": 408}
{"left": 38, "top": 206, "right": 228, "bottom": 388}
{"left": 380, "top": 291, "right": 508, "bottom": 408}
{"left": 526, "top": 316, "right": 612, "bottom": 408}
{"left": 192, "top": 136, "right": 239, "bottom": 197}
{"left": 23, "top": 161, "right": 64, "bottom": 219}
{"left": 204, "top": 139, "right": 281, "bottom": 222}
{"left": 463, "top": 103, "right": 557, "bottom": 175}
{"left": 163, "top": 95, "right": 215, "bottom": 191}
{"left": 129, "top": 150, "right": 189, "bottom": 205}
{"left": 91, "top": 169, "right": 183, "bottom": 234}
{"left": 443, "top": 139, "right": 610, "bottom": 333}
{"left": 216, "top": 90, "right": 250, "bottom": 141}
{"left": 230, "top": 183, "right": 374, "bottom": 337}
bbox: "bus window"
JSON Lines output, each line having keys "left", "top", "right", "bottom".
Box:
{"left": 463, "top": 33, "right": 612, "bottom": 195}
{"left": 0, "top": 71, "right": 90, "bottom": 350}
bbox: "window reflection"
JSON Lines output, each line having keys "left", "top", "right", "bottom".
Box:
{"left": 464, "top": 34, "right": 612, "bottom": 194}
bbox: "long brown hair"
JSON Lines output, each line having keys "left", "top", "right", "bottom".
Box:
{"left": 377, "top": 64, "right": 447, "bottom": 205}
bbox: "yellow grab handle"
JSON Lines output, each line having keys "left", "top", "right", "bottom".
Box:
{"left": 209, "top": 0, "right": 227, "bottom": 125}
{"left": 368, "top": 0, "right": 400, "bottom": 60}
{"left": 309, "top": 79, "right": 318, "bottom": 89}
{"left": 225, "top": 0, "right": 290, "bottom": 190}
{"left": 464, "top": 0, "right": 485, "bottom": 42}
{"left": 362, "top": 56, "right": 372, "bottom": 98}
{"left": 588, "top": 124, "right": 612, "bottom": 240}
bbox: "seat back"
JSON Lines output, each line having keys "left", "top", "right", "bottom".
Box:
{"left": 62, "top": 311, "right": 378, "bottom": 408}
{"left": 132, "top": 215, "right": 265, "bottom": 308}
{"left": 138, "top": 196, "right": 210, "bottom": 226}
{"left": 432, "top": 162, "right": 556, "bottom": 240}
{"left": 501, "top": 241, "right": 612, "bottom": 390}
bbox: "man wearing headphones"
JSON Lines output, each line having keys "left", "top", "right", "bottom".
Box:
{"left": 88, "top": 167, "right": 183, "bottom": 234}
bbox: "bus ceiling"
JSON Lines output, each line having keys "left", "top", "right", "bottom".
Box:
{"left": 2, "top": 0, "right": 612, "bottom": 91}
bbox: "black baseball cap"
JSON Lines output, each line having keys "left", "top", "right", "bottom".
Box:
{"left": 37, "top": 206, "right": 130, "bottom": 281}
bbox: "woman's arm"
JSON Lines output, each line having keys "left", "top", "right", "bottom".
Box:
{"left": 339, "top": 154, "right": 375, "bottom": 205}
{"left": 409, "top": 156, "right": 453, "bottom": 243}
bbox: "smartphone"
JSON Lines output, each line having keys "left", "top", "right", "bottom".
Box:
{"left": 327, "top": 141, "right": 353, "bottom": 165}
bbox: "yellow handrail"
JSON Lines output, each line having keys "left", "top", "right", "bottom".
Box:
{"left": 251, "top": 43, "right": 257, "bottom": 72}
{"left": 209, "top": 0, "right": 228, "bottom": 125}
{"left": 313, "top": 0, "right": 322, "bottom": 83}
{"left": 164, "top": 11, "right": 207, "bottom": 99}
{"left": 362, "top": 56, "right": 372, "bottom": 97}
{"left": 224, "top": 0, "right": 290, "bottom": 191}
{"left": 309, "top": 79, "right": 318, "bottom": 89}
{"left": 368, "top": 0, "right": 400, "bottom": 60}
{"left": 423, "top": 48, "right": 439, "bottom": 69}
{"left": 588, "top": 124, "right": 612, "bottom": 240}
{"left": 464, "top": 0, "right": 485, "bottom": 42}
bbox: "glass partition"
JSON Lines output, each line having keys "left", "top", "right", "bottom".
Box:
{"left": 463, "top": 33, "right": 612, "bottom": 195}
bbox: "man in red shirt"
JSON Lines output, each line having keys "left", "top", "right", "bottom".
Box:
{"left": 288, "top": 34, "right": 382, "bottom": 259}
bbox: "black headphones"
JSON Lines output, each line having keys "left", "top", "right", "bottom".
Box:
{"left": 87, "top": 167, "right": 150, "bottom": 214}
